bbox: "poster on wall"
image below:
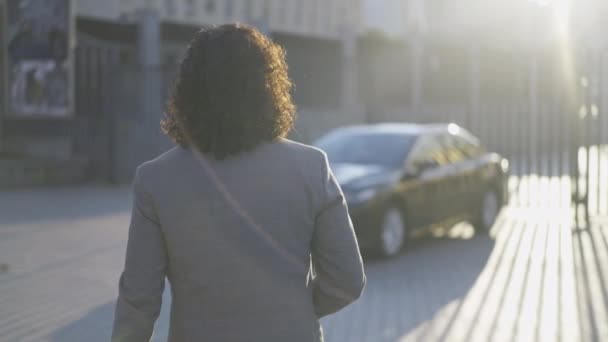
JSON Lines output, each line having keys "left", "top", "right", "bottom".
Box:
{"left": 4, "top": 0, "right": 73, "bottom": 117}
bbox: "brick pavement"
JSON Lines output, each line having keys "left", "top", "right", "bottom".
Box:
{"left": 0, "top": 186, "right": 606, "bottom": 341}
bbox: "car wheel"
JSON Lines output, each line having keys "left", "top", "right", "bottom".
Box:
{"left": 474, "top": 189, "right": 500, "bottom": 233}
{"left": 377, "top": 207, "right": 407, "bottom": 258}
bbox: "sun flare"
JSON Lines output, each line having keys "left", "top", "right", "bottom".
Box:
{"left": 553, "top": 0, "right": 572, "bottom": 38}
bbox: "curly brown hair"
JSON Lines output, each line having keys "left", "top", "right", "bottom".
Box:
{"left": 162, "top": 23, "right": 296, "bottom": 159}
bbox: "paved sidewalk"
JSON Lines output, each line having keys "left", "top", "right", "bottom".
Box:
{"left": 0, "top": 187, "right": 606, "bottom": 341}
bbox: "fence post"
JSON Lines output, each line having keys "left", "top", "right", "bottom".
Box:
{"left": 340, "top": 28, "right": 361, "bottom": 121}
{"left": 601, "top": 50, "right": 608, "bottom": 215}
{"left": 409, "top": 33, "right": 424, "bottom": 113}
{"left": 468, "top": 43, "right": 480, "bottom": 131}
{"left": 135, "top": 9, "right": 163, "bottom": 167}
{"left": 0, "top": 0, "right": 5, "bottom": 152}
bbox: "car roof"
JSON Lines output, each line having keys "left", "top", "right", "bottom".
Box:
{"left": 327, "top": 122, "right": 456, "bottom": 136}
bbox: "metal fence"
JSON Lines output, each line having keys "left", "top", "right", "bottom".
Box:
{"left": 73, "top": 34, "right": 135, "bottom": 182}
{"left": 381, "top": 102, "right": 608, "bottom": 222}
{"left": 72, "top": 28, "right": 608, "bottom": 224}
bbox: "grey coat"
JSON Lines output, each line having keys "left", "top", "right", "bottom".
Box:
{"left": 112, "top": 139, "right": 366, "bottom": 342}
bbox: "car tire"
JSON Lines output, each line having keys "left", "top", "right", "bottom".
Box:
{"left": 376, "top": 207, "right": 407, "bottom": 258}
{"left": 473, "top": 189, "right": 500, "bottom": 234}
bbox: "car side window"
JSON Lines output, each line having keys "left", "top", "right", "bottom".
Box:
{"left": 440, "top": 134, "right": 468, "bottom": 164}
{"left": 409, "top": 135, "right": 450, "bottom": 169}
{"left": 454, "top": 134, "right": 485, "bottom": 159}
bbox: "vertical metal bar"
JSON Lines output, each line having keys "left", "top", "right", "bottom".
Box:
{"left": 528, "top": 102, "right": 534, "bottom": 207}
{"left": 578, "top": 48, "right": 588, "bottom": 224}
{"left": 562, "top": 103, "right": 568, "bottom": 209}
{"left": 517, "top": 103, "right": 525, "bottom": 206}
{"left": 505, "top": 105, "right": 511, "bottom": 160}
{"left": 0, "top": 0, "right": 6, "bottom": 150}
{"left": 524, "top": 103, "right": 529, "bottom": 206}
{"left": 587, "top": 51, "right": 595, "bottom": 216}
{"left": 595, "top": 52, "right": 603, "bottom": 216}
{"left": 68, "top": 0, "right": 75, "bottom": 119}
{"left": 95, "top": 48, "right": 103, "bottom": 116}
{"left": 584, "top": 53, "right": 592, "bottom": 222}
{"left": 598, "top": 52, "right": 608, "bottom": 214}
{"left": 563, "top": 103, "right": 570, "bottom": 211}
{"left": 512, "top": 104, "right": 519, "bottom": 206}
{"left": 536, "top": 103, "right": 543, "bottom": 208}
{"left": 538, "top": 101, "right": 544, "bottom": 208}
{"left": 98, "top": 47, "right": 108, "bottom": 181}
{"left": 83, "top": 46, "right": 92, "bottom": 115}
{"left": 75, "top": 44, "right": 85, "bottom": 114}
{"left": 549, "top": 104, "right": 555, "bottom": 178}
{"left": 76, "top": 43, "right": 88, "bottom": 156}
{"left": 551, "top": 103, "right": 559, "bottom": 208}
{"left": 558, "top": 104, "right": 564, "bottom": 209}
{"left": 478, "top": 103, "right": 484, "bottom": 150}
{"left": 494, "top": 103, "right": 500, "bottom": 154}
{"left": 571, "top": 48, "right": 582, "bottom": 224}
{"left": 585, "top": 92, "right": 591, "bottom": 219}
{"left": 540, "top": 104, "right": 547, "bottom": 208}
{"left": 584, "top": 113, "right": 591, "bottom": 222}
{"left": 572, "top": 109, "right": 579, "bottom": 223}
{"left": 500, "top": 104, "right": 506, "bottom": 157}
{"left": 548, "top": 104, "right": 553, "bottom": 177}
{"left": 529, "top": 49, "right": 539, "bottom": 208}
{"left": 87, "top": 46, "right": 98, "bottom": 175}
{"left": 108, "top": 48, "right": 120, "bottom": 183}
{"left": 549, "top": 101, "right": 562, "bottom": 208}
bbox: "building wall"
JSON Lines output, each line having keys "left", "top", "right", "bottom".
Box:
{"left": 363, "top": 0, "right": 406, "bottom": 37}
{"left": 70, "top": 5, "right": 364, "bottom": 182}
{"left": 76, "top": 0, "right": 362, "bottom": 39}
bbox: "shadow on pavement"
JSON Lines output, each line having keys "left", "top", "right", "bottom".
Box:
{"left": 49, "top": 301, "right": 114, "bottom": 342}
{"left": 572, "top": 221, "right": 608, "bottom": 342}
{"left": 48, "top": 285, "right": 172, "bottom": 342}
{"left": 0, "top": 186, "right": 132, "bottom": 226}
{"left": 322, "top": 228, "right": 495, "bottom": 342}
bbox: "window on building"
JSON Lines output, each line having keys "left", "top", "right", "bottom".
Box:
{"left": 262, "top": 0, "right": 271, "bottom": 22}
{"left": 205, "top": 0, "right": 216, "bottom": 13}
{"left": 185, "top": 0, "right": 196, "bottom": 18}
{"left": 339, "top": 2, "right": 348, "bottom": 33}
{"left": 294, "top": 0, "right": 303, "bottom": 27}
{"left": 243, "top": 0, "right": 253, "bottom": 20}
{"left": 165, "top": 0, "right": 176, "bottom": 16}
{"left": 324, "top": 1, "right": 332, "bottom": 31}
{"left": 224, "top": 0, "right": 234, "bottom": 17}
{"left": 277, "top": 1, "right": 287, "bottom": 25}
{"left": 309, "top": 0, "right": 318, "bottom": 30}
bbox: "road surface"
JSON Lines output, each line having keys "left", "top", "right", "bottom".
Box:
{"left": 0, "top": 185, "right": 606, "bottom": 341}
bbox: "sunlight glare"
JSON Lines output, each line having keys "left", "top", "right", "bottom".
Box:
{"left": 527, "top": 0, "right": 576, "bottom": 107}
{"left": 553, "top": 0, "right": 571, "bottom": 38}
{"left": 553, "top": 0, "right": 576, "bottom": 108}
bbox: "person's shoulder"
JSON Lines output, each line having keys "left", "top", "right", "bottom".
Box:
{"left": 275, "top": 138, "right": 327, "bottom": 162}
{"left": 272, "top": 139, "right": 328, "bottom": 183}
{"left": 135, "top": 146, "right": 187, "bottom": 182}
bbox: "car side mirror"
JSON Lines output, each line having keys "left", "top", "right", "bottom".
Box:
{"left": 402, "top": 165, "right": 421, "bottom": 180}
{"left": 402, "top": 160, "right": 439, "bottom": 180}
{"left": 407, "top": 160, "right": 438, "bottom": 176}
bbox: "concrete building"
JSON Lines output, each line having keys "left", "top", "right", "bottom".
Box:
{"left": 77, "top": 0, "right": 361, "bottom": 39}
{"left": 359, "top": 0, "right": 608, "bottom": 116}
{"left": 355, "top": 0, "right": 608, "bottom": 163}
{"left": 0, "top": 0, "right": 364, "bottom": 186}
